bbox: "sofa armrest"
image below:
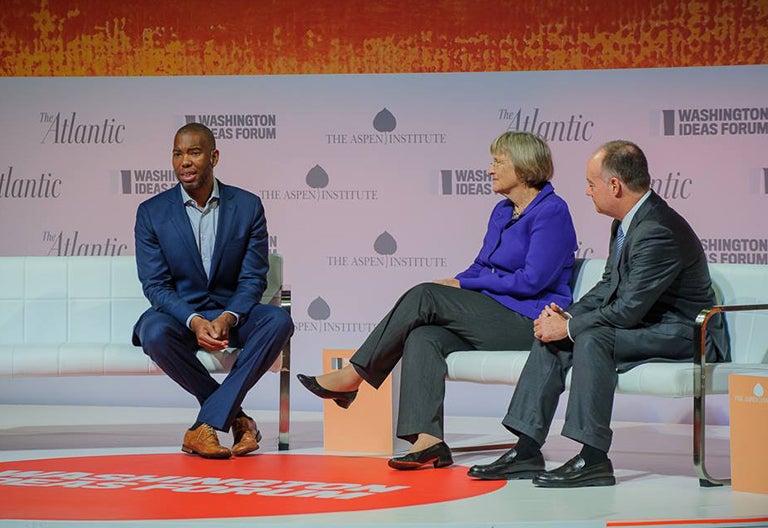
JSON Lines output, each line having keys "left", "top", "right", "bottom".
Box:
{"left": 693, "top": 302, "right": 768, "bottom": 487}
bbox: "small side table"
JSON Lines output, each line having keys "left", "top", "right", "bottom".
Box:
{"left": 729, "top": 373, "right": 768, "bottom": 494}
{"left": 322, "top": 349, "right": 408, "bottom": 455}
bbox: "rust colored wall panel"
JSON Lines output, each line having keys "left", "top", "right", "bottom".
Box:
{"left": 1, "top": 0, "right": 766, "bottom": 75}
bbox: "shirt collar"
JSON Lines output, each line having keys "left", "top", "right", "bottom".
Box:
{"left": 180, "top": 179, "right": 220, "bottom": 208}
{"left": 620, "top": 189, "right": 651, "bottom": 234}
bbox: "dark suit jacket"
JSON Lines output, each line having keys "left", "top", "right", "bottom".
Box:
{"left": 567, "top": 191, "right": 729, "bottom": 371}
{"left": 132, "top": 180, "right": 269, "bottom": 345}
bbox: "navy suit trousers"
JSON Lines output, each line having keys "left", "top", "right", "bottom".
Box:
{"left": 136, "top": 304, "right": 293, "bottom": 431}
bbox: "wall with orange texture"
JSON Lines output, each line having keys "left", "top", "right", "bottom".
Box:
{"left": 2, "top": 0, "right": 767, "bottom": 76}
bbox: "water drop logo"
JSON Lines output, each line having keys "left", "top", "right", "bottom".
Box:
{"left": 374, "top": 232, "right": 397, "bottom": 255}
{"left": 373, "top": 108, "right": 397, "bottom": 132}
{"left": 754, "top": 383, "right": 765, "bottom": 398}
{"left": 324, "top": 105, "right": 446, "bottom": 148}
{"left": 308, "top": 297, "right": 331, "bottom": 320}
{"left": 306, "top": 165, "right": 329, "bottom": 189}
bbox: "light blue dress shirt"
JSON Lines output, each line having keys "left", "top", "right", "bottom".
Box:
{"left": 180, "top": 181, "right": 240, "bottom": 329}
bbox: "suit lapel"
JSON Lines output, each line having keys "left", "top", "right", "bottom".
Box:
{"left": 615, "top": 192, "right": 659, "bottom": 266}
{"left": 604, "top": 192, "right": 659, "bottom": 303}
{"left": 208, "top": 181, "right": 236, "bottom": 282}
{"left": 168, "top": 185, "right": 207, "bottom": 279}
{"left": 626, "top": 191, "right": 658, "bottom": 232}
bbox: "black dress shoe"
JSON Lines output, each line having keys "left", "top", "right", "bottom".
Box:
{"left": 533, "top": 455, "right": 615, "bottom": 488}
{"left": 296, "top": 374, "right": 358, "bottom": 409}
{"left": 467, "top": 447, "right": 545, "bottom": 480}
{"left": 388, "top": 442, "right": 453, "bottom": 470}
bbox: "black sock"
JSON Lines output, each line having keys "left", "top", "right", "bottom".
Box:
{"left": 579, "top": 443, "right": 608, "bottom": 466}
{"left": 515, "top": 434, "right": 542, "bottom": 459}
{"left": 189, "top": 421, "right": 204, "bottom": 431}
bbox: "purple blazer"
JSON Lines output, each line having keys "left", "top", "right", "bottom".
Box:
{"left": 455, "top": 183, "right": 577, "bottom": 320}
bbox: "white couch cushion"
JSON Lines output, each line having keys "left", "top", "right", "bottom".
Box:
{"left": 0, "top": 255, "right": 286, "bottom": 378}
{"left": 445, "top": 259, "right": 768, "bottom": 397}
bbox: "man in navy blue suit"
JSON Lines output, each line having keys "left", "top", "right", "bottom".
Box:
{"left": 132, "top": 123, "right": 294, "bottom": 459}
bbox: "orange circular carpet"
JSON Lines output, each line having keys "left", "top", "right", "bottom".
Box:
{"left": 0, "top": 454, "right": 505, "bottom": 520}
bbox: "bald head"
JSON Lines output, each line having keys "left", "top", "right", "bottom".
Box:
{"left": 176, "top": 122, "right": 216, "bottom": 151}
{"left": 596, "top": 140, "right": 650, "bottom": 193}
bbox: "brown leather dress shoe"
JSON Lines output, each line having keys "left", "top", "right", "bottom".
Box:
{"left": 231, "top": 416, "right": 262, "bottom": 456}
{"left": 182, "top": 424, "right": 232, "bottom": 459}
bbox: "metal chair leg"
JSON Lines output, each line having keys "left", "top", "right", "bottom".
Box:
{"left": 278, "top": 289, "right": 292, "bottom": 451}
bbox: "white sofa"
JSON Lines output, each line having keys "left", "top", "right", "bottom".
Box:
{"left": 446, "top": 259, "right": 768, "bottom": 486}
{"left": 1, "top": 255, "right": 766, "bottom": 483}
{"left": 0, "top": 254, "right": 292, "bottom": 450}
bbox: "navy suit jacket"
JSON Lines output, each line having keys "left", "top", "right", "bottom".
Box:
{"left": 132, "top": 180, "right": 269, "bottom": 345}
{"left": 567, "top": 191, "right": 729, "bottom": 371}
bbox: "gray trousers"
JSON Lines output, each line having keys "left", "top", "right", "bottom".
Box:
{"left": 350, "top": 283, "right": 534, "bottom": 444}
{"left": 502, "top": 327, "right": 618, "bottom": 452}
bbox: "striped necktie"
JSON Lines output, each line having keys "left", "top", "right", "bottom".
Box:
{"left": 614, "top": 225, "right": 625, "bottom": 263}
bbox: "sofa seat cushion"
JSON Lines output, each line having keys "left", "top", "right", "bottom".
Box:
{"left": 0, "top": 344, "right": 246, "bottom": 377}
{"left": 446, "top": 350, "right": 768, "bottom": 398}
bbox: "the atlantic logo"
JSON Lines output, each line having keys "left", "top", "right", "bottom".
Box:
{"left": 295, "top": 297, "right": 377, "bottom": 334}
{"left": 651, "top": 171, "right": 692, "bottom": 200}
{"left": 0, "top": 166, "right": 61, "bottom": 198}
{"left": 186, "top": 114, "right": 276, "bottom": 140}
{"left": 258, "top": 164, "right": 378, "bottom": 201}
{"left": 498, "top": 108, "right": 594, "bottom": 142}
{"left": 576, "top": 242, "right": 596, "bottom": 259}
{"left": 42, "top": 230, "right": 129, "bottom": 256}
{"left": 439, "top": 169, "right": 493, "bottom": 196}
{"left": 326, "top": 232, "right": 448, "bottom": 269}
{"left": 119, "top": 169, "right": 176, "bottom": 196}
{"left": 662, "top": 107, "right": 768, "bottom": 136}
{"left": 325, "top": 108, "right": 447, "bottom": 146}
{"left": 40, "top": 112, "right": 125, "bottom": 144}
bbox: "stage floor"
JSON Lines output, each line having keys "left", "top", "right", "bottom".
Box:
{"left": 0, "top": 405, "right": 766, "bottom": 528}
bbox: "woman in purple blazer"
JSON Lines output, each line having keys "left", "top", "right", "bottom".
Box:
{"left": 299, "top": 131, "right": 577, "bottom": 469}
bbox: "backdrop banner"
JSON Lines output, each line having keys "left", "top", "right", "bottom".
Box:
{"left": 1, "top": 66, "right": 766, "bottom": 421}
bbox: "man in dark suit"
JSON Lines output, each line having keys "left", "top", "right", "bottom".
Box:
{"left": 467, "top": 140, "right": 729, "bottom": 486}
{"left": 132, "top": 123, "right": 293, "bottom": 459}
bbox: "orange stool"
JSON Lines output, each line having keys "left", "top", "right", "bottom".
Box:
{"left": 322, "top": 349, "right": 408, "bottom": 455}
{"left": 729, "top": 373, "right": 768, "bottom": 494}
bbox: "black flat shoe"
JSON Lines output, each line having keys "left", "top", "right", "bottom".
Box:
{"left": 532, "top": 455, "right": 615, "bottom": 488}
{"left": 388, "top": 442, "right": 453, "bottom": 470}
{"left": 296, "top": 373, "right": 358, "bottom": 409}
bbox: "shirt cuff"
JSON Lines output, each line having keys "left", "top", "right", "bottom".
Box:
{"left": 186, "top": 313, "right": 202, "bottom": 329}
{"left": 224, "top": 310, "right": 240, "bottom": 326}
{"left": 565, "top": 315, "right": 574, "bottom": 342}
